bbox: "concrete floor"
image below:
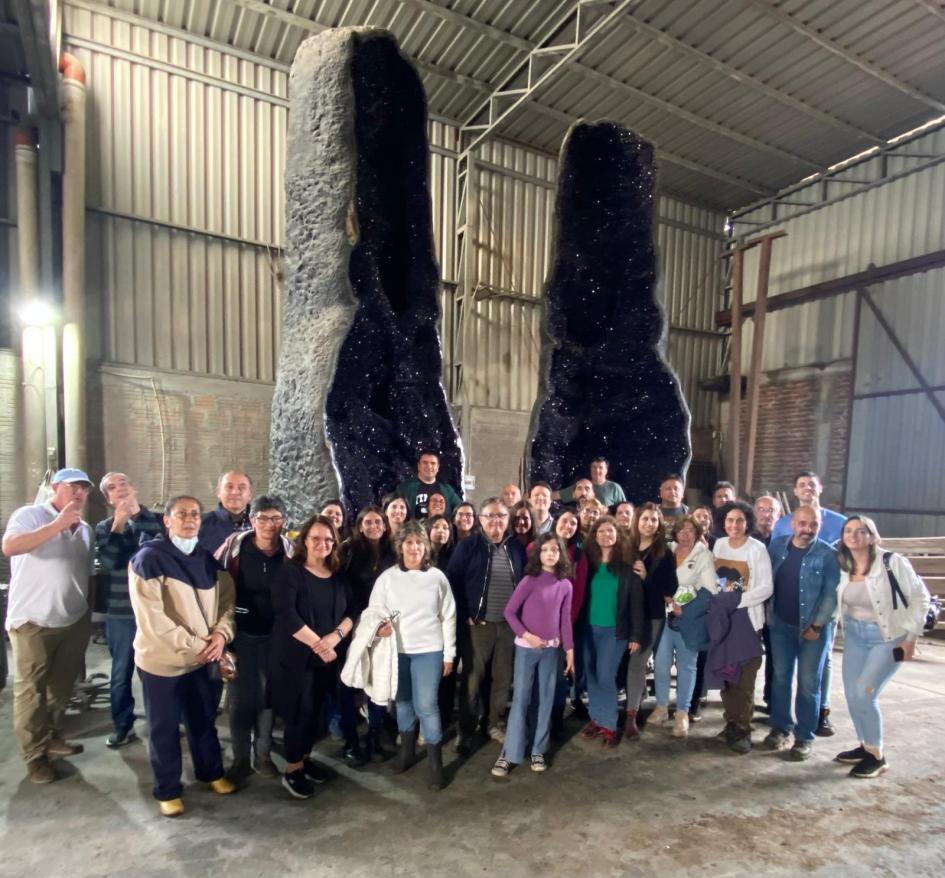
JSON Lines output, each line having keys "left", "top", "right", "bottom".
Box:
{"left": 1, "top": 636, "right": 944, "bottom": 878}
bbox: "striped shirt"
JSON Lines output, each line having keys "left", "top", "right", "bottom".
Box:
{"left": 484, "top": 543, "right": 516, "bottom": 623}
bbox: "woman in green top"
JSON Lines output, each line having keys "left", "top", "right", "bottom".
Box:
{"left": 579, "top": 516, "right": 645, "bottom": 748}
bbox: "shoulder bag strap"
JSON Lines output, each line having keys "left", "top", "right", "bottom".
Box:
{"left": 883, "top": 551, "right": 909, "bottom": 611}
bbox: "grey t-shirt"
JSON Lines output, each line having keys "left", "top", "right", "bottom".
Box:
{"left": 484, "top": 543, "right": 516, "bottom": 623}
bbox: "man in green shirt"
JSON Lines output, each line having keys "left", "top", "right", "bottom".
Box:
{"left": 396, "top": 451, "right": 463, "bottom": 519}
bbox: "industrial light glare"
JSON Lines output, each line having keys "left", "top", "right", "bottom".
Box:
{"left": 19, "top": 301, "right": 56, "bottom": 325}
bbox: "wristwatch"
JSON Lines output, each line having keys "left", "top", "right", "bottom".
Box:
{"left": 334, "top": 627, "right": 346, "bottom": 639}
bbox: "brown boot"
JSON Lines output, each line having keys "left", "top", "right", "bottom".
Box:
{"left": 623, "top": 709, "right": 640, "bottom": 739}
{"left": 27, "top": 756, "right": 57, "bottom": 784}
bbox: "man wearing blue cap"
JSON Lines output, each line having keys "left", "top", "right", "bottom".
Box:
{"left": 2, "top": 468, "right": 94, "bottom": 784}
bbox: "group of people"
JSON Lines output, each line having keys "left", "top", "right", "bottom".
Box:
{"left": 0, "top": 453, "right": 931, "bottom": 818}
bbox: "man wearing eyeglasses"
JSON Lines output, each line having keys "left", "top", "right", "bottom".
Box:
{"left": 446, "top": 498, "right": 526, "bottom": 752}
{"left": 95, "top": 472, "right": 164, "bottom": 750}
{"left": 216, "top": 496, "right": 293, "bottom": 783}
{"left": 129, "top": 495, "right": 237, "bottom": 817}
{"left": 2, "top": 468, "right": 95, "bottom": 785}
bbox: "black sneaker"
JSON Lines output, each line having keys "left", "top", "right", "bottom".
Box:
{"left": 302, "top": 757, "right": 333, "bottom": 784}
{"left": 835, "top": 746, "right": 868, "bottom": 765}
{"left": 282, "top": 769, "right": 314, "bottom": 799}
{"left": 728, "top": 731, "right": 752, "bottom": 755}
{"left": 225, "top": 759, "right": 253, "bottom": 784}
{"left": 849, "top": 753, "right": 887, "bottom": 778}
{"left": 105, "top": 729, "right": 138, "bottom": 749}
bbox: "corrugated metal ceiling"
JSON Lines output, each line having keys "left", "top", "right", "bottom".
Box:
{"left": 67, "top": 0, "right": 945, "bottom": 210}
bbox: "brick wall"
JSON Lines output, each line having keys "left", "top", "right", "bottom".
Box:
{"left": 736, "top": 366, "right": 851, "bottom": 506}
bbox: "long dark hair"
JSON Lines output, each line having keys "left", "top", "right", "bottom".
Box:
{"left": 347, "top": 505, "right": 390, "bottom": 559}
{"left": 554, "top": 509, "right": 584, "bottom": 559}
{"left": 630, "top": 501, "right": 667, "bottom": 563}
{"left": 585, "top": 515, "right": 629, "bottom": 574}
{"left": 292, "top": 514, "right": 342, "bottom": 573}
{"left": 524, "top": 533, "right": 573, "bottom": 580}
{"left": 510, "top": 499, "right": 538, "bottom": 545}
{"left": 424, "top": 514, "right": 454, "bottom": 564}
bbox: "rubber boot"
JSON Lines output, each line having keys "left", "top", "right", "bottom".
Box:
{"left": 427, "top": 743, "right": 444, "bottom": 791}
{"left": 623, "top": 708, "right": 640, "bottom": 740}
{"left": 393, "top": 728, "right": 418, "bottom": 774}
{"left": 366, "top": 729, "right": 393, "bottom": 762}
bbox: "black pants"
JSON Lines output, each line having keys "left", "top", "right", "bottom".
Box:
{"left": 460, "top": 620, "right": 515, "bottom": 735}
{"left": 284, "top": 665, "right": 335, "bottom": 764}
{"left": 140, "top": 665, "right": 224, "bottom": 801}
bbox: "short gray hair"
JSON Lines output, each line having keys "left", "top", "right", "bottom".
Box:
{"left": 99, "top": 471, "right": 130, "bottom": 500}
{"left": 216, "top": 471, "right": 254, "bottom": 491}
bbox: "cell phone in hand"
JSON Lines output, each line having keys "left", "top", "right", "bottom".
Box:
{"left": 892, "top": 646, "right": 905, "bottom": 662}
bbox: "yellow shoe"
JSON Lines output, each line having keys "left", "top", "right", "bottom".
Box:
{"left": 158, "top": 798, "right": 184, "bottom": 818}
{"left": 208, "top": 777, "right": 237, "bottom": 795}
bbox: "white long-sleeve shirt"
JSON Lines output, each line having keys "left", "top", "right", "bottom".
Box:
{"left": 369, "top": 565, "right": 457, "bottom": 661}
{"left": 712, "top": 537, "right": 774, "bottom": 631}
{"left": 672, "top": 541, "right": 719, "bottom": 602}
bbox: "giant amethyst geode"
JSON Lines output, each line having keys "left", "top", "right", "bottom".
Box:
{"left": 526, "top": 122, "right": 691, "bottom": 503}
{"left": 270, "top": 28, "right": 462, "bottom": 522}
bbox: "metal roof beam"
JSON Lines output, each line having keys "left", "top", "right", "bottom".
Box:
{"left": 12, "top": 0, "right": 59, "bottom": 117}
{"left": 914, "top": 0, "right": 945, "bottom": 25}
{"left": 746, "top": 0, "right": 945, "bottom": 114}
{"left": 617, "top": 10, "right": 885, "bottom": 145}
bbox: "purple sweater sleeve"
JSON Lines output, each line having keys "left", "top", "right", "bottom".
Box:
{"left": 503, "top": 576, "right": 533, "bottom": 637}
{"left": 559, "top": 581, "right": 574, "bottom": 651}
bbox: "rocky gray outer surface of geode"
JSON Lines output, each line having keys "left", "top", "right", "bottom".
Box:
{"left": 270, "top": 28, "right": 462, "bottom": 523}
{"left": 526, "top": 121, "right": 691, "bottom": 505}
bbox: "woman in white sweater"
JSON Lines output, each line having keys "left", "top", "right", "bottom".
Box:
{"left": 370, "top": 521, "right": 456, "bottom": 790}
{"left": 712, "top": 500, "right": 774, "bottom": 753}
{"left": 835, "top": 515, "right": 930, "bottom": 778}
{"left": 650, "top": 515, "right": 718, "bottom": 737}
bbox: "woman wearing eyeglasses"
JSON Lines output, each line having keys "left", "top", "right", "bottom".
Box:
{"left": 269, "top": 514, "right": 354, "bottom": 799}
{"left": 453, "top": 502, "right": 478, "bottom": 541}
{"left": 835, "top": 515, "right": 930, "bottom": 778}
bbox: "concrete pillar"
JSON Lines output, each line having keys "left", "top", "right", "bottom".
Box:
{"left": 59, "top": 53, "right": 87, "bottom": 469}
{"left": 15, "top": 127, "right": 46, "bottom": 492}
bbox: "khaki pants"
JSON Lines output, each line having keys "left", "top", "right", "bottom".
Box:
{"left": 721, "top": 653, "right": 763, "bottom": 734}
{"left": 10, "top": 614, "right": 91, "bottom": 763}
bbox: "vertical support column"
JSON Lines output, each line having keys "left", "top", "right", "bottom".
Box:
{"left": 15, "top": 127, "right": 46, "bottom": 491}
{"left": 59, "top": 54, "right": 87, "bottom": 469}
{"left": 459, "top": 155, "right": 478, "bottom": 440}
{"left": 727, "top": 246, "right": 744, "bottom": 490}
{"left": 744, "top": 235, "right": 774, "bottom": 495}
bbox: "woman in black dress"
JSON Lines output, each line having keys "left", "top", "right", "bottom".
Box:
{"left": 269, "top": 514, "right": 353, "bottom": 799}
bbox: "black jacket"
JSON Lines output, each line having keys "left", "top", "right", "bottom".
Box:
{"left": 585, "top": 561, "right": 646, "bottom": 644}
{"left": 640, "top": 548, "right": 678, "bottom": 620}
{"left": 446, "top": 532, "right": 527, "bottom": 623}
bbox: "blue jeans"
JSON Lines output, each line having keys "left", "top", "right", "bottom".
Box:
{"left": 841, "top": 617, "right": 905, "bottom": 751}
{"left": 583, "top": 626, "right": 627, "bottom": 732}
{"left": 505, "top": 645, "right": 559, "bottom": 763}
{"left": 106, "top": 617, "right": 137, "bottom": 735}
{"left": 769, "top": 617, "right": 834, "bottom": 742}
{"left": 395, "top": 651, "right": 444, "bottom": 745}
{"left": 654, "top": 624, "right": 699, "bottom": 713}
{"left": 821, "top": 627, "right": 836, "bottom": 708}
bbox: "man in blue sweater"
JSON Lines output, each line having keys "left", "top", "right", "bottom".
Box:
{"left": 763, "top": 506, "right": 840, "bottom": 761}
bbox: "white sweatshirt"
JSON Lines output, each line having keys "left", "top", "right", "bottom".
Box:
{"left": 712, "top": 537, "right": 774, "bottom": 631}
{"left": 369, "top": 565, "right": 457, "bottom": 661}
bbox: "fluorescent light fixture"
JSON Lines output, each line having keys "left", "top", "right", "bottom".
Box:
{"left": 18, "top": 300, "right": 57, "bottom": 325}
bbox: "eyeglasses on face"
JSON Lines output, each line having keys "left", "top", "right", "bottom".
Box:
{"left": 481, "top": 512, "right": 509, "bottom": 521}
{"left": 254, "top": 514, "right": 285, "bottom": 525}
{"left": 307, "top": 536, "right": 335, "bottom": 545}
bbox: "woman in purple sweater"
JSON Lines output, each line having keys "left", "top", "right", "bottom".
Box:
{"left": 491, "top": 534, "right": 574, "bottom": 777}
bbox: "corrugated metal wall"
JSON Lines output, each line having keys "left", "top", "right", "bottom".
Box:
{"left": 728, "top": 130, "right": 945, "bottom": 535}
{"left": 60, "top": 3, "right": 725, "bottom": 494}
{"left": 735, "top": 126, "right": 945, "bottom": 372}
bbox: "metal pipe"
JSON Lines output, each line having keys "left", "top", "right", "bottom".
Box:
{"left": 14, "top": 125, "right": 46, "bottom": 491}
{"left": 59, "top": 52, "right": 87, "bottom": 469}
{"left": 727, "top": 248, "right": 744, "bottom": 488}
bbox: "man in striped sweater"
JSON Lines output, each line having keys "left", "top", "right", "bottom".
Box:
{"left": 94, "top": 472, "right": 163, "bottom": 749}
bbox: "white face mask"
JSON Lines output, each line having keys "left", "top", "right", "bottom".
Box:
{"left": 171, "top": 535, "right": 199, "bottom": 555}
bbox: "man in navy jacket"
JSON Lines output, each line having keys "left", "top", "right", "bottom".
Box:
{"left": 446, "top": 498, "right": 526, "bottom": 753}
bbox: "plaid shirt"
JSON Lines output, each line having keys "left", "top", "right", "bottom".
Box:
{"left": 94, "top": 507, "right": 164, "bottom": 617}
